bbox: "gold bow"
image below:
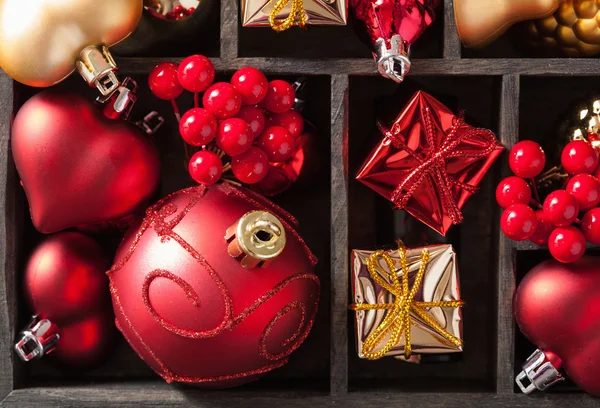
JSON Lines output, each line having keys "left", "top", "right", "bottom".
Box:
{"left": 268, "top": 0, "right": 307, "bottom": 32}
{"left": 350, "top": 245, "right": 464, "bottom": 360}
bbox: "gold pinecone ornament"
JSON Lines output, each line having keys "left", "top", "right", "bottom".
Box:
{"left": 521, "top": 0, "right": 600, "bottom": 57}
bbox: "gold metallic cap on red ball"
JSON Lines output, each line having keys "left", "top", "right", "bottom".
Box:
{"left": 225, "top": 211, "right": 287, "bottom": 269}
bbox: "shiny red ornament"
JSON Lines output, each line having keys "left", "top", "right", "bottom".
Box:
{"left": 11, "top": 90, "right": 160, "bottom": 234}
{"left": 509, "top": 140, "right": 546, "bottom": 179}
{"left": 566, "top": 174, "right": 600, "bottom": 211}
{"left": 203, "top": 82, "right": 242, "bottom": 119}
{"left": 189, "top": 150, "right": 223, "bottom": 185}
{"left": 548, "top": 226, "right": 586, "bottom": 264}
{"left": 543, "top": 190, "right": 579, "bottom": 227}
{"left": 178, "top": 55, "right": 215, "bottom": 93}
{"left": 514, "top": 257, "right": 600, "bottom": 395}
{"left": 501, "top": 204, "right": 538, "bottom": 241}
{"left": 179, "top": 108, "right": 217, "bottom": 147}
{"left": 496, "top": 176, "right": 532, "bottom": 209}
{"left": 16, "top": 232, "right": 116, "bottom": 368}
{"left": 216, "top": 118, "right": 253, "bottom": 156}
{"left": 529, "top": 210, "right": 555, "bottom": 245}
{"left": 231, "top": 67, "right": 268, "bottom": 106}
{"left": 236, "top": 106, "right": 266, "bottom": 140}
{"left": 149, "top": 62, "right": 184, "bottom": 101}
{"left": 231, "top": 146, "right": 270, "bottom": 184}
{"left": 109, "top": 184, "right": 319, "bottom": 388}
{"left": 257, "top": 126, "right": 295, "bottom": 163}
{"left": 561, "top": 140, "right": 599, "bottom": 175}
{"left": 269, "top": 110, "right": 305, "bottom": 139}
{"left": 262, "top": 80, "right": 295, "bottom": 114}
{"left": 582, "top": 207, "right": 600, "bottom": 245}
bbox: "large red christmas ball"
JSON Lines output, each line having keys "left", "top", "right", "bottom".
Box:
{"left": 11, "top": 90, "right": 160, "bottom": 234}
{"left": 17, "top": 232, "right": 116, "bottom": 368}
{"left": 514, "top": 257, "right": 600, "bottom": 395}
{"left": 109, "top": 184, "right": 319, "bottom": 388}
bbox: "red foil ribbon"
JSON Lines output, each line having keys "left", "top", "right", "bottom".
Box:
{"left": 356, "top": 91, "right": 504, "bottom": 236}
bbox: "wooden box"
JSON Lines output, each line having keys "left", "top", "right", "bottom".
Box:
{"left": 1, "top": 0, "right": 599, "bottom": 406}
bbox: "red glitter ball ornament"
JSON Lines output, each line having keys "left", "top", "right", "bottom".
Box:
{"left": 109, "top": 184, "right": 319, "bottom": 388}
{"left": 548, "top": 226, "right": 586, "bottom": 264}
{"left": 203, "top": 82, "right": 242, "bottom": 119}
{"left": 149, "top": 62, "right": 184, "bottom": 101}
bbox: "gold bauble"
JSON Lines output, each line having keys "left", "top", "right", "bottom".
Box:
{"left": 0, "top": 0, "right": 143, "bottom": 87}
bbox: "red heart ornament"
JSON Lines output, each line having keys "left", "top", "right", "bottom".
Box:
{"left": 12, "top": 90, "right": 160, "bottom": 234}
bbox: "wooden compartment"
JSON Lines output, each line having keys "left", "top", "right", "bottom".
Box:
{"left": 1, "top": 0, "right": 600, "bottom": 407}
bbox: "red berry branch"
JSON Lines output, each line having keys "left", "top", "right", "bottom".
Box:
{"left": 497, "top": 139, "right": 600, "bottom": 263}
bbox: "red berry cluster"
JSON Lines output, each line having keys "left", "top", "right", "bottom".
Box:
{"left": 148, "top": 55, "right": 304, "bottom": 188}
{"left": 497, "top": 139, "right": 600, "bottom": 263}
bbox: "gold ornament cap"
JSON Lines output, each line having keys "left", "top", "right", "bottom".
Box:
{"left": 76, "top": 46, "right": 120, "bottom": 96}
{"left": 225, "top": 211, "right": 286, "bottom": 269}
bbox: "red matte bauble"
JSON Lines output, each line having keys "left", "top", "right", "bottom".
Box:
{"left": 11, "top": 90, "right": 161, "bottom": 234}
{"left": 109, "top": 184, "right": 319, "bottom": 388}
{"left": 24, "top": 232, "right": 116, "bottom": 367}
{"left": 514, "top": 257, "right": 600, "bottom": 395}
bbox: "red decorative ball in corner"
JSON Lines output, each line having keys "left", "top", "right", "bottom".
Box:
{"left": 108, "top": 184, "right": 319, "bottom": 388}
{"left": 203, "top": 82, "right": 242, "bottom": 119}
{"left": 566, "top": 174, "right": 600, "bottom": 211}
{"left": 262, "top": 80, "right": 296, "bottom": 114}
{"left": 543, "top": 190, "right": 579, "bottom": 227}
{"left": 582, "top": 207, "right": 600, "bottom": 245}
{"left": 496, "top": 176, "right": 532, "bottom": 209}
{"left": 231, "top": 67, "right": 268, "bottom": 105}
{"left": 149, "top": 62, "right": 184, "bottom": 100}
{"left": 561, "top": 140, "right": 599, "bottom": 175}
{"left": 501, "top": 204, "right": 538, "bottom": 241}
{"left": 189, "top": 150, "right": 223, "bottom": 185}
{"left": 509, "top": 140, "right": 546, "bottom": 178}
{"left": 548, "top": 226, "right": 586, "bottom": 264}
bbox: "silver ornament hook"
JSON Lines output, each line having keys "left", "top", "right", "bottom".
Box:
{"left": 375, "top": 34, "right": 411, "bottom": 84}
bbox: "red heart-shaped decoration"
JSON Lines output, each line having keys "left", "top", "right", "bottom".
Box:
{"left": 12, "top": 90, "right": 160, "bottom": 234}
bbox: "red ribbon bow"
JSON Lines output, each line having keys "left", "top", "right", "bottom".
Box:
{"left": 379, "top": 107, "right": 499, "bottom": 224}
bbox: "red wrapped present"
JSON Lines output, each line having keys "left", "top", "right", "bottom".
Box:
{"left": 356, "top": 91, "right": 504, "bottom": 236}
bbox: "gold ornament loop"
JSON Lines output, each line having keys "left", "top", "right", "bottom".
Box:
{"left": 350, "top": 245, "right": 464, "bottom": 360}
{"left": 268, "top": 0, "right": 307, "bottom": 32}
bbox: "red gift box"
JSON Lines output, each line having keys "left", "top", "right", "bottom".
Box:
{"left": 356, "top": 91, "right": 504, "bottom": 236}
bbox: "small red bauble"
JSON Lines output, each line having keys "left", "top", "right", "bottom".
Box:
{"left": 236, "top": 106, "right": 266, "bottom": 139}
{"left": 177, "top": 55, "right": 215, "bottom": 93}
{"left": 496, "top": 176, "right": 532, "bottom": 209}
{"left": 179, "top": 108, "right": 217, "bottom": 147}
{"left": 509, "top": 141, "right": 546, "bottom": 178}
{"left": 582, "top": 207, "right": 600, "bottom": 245}
{"left": 561, "top": 140, "right": 599, "bottom": 175}
{"left": 109, "top": 184, "right": 319, "bottom": 388}
{"left": 203, "top": 82, "right": 242, "bottom": 119}
{"left": 543, "top": 190, "right": 580, "bottom": 227}
{"left": 566, "top": 174, "right": 600, "bottom": 211}
{"left": 501, "top": 204, "right": 538, "bottom": 241}
{"left": 529, "top": 210, "right": 555, "bottom": 245}
{"left": 189, "top": 150, "right": 223, "bottom": 185}
{"left": 262, "top": 80, "right": 296, "bottom": 114}
{"left": 149, "top": 62, "right": 184, "bottom": 101}
{"left": 18, "top": 232, "right": 116, "bottom": 367}
{"left": 231, "top": 67, "right": 268, "bottom": 105}
{"left": 231, "top": 146, "right": 270, "bottom": 184}
{"left": 216, "top": 118, "right": 252, "bottom": 156}
{"left": 269, "top": 110, "right": 305, "bottom": 139}
{"left": 257, "top": 126, "right": 295, "bottom": 163}
{"left": 548, "top": 226, "right": 586, "bottom": 263}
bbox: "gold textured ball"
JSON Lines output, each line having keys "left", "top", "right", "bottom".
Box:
{"left": 522, "top": 0, "right": 600, "bottom": 57}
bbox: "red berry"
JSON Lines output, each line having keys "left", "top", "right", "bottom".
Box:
{"left": 509, "top": 141, "right": 546, "bottom": 178}
{"left": 529, "top": 210, "right": 555, "bottom": 245}
{"left": 216, "top": 118, "right": 252, "bottom": 156}
{"left": 236, "top": 106, "right": 266, "bottom": 139}
{"left": 548, "top": 226, "right": 586, "bottom": 263}
{"left": 582, "top": 207, "right": 600, "bottom": 245}
{"left": 257, "top": 126, "right": 295, "bottom": 162}
{"left": 543, "top": 190, "right": 580, "bottom": 226}
{"left": 269, "top": 110, "right": 305, "bottom": 139}
{"left": 262, "top": 80, "right": 295, "bottom": 114}
{"left": 179, "top": 108, "right": 217, "bottom": 146}
{"left": 566, "top": 173, "right": 600, "bottom": 210}
{"left": 189, "top": 150, "right": 223, "bottom": 185}
{"left": 178, "top": 55, "right": 215, "bottom": 93}
{"left": 203, "top": 82, "right": 242, "bottom": 119}
{"left": 496, "top": 176, "right": 532, "bottom": 209}
{"left": 231, "top": 67, "right": 268, "bottom": 105}
{"left": 501, "top": 204, "right": 538, "bottom": 241}
{"left": 187, "top": 7, "right": 196, "bottom": 15}
{"left": 231, "top": 147, "right": 270, "bottom": 184}
{"left": 561, "top": 140, "right": 599, "bottom": 175}
{"left": 148, "top": 62, "right": 183, "bottom": 100}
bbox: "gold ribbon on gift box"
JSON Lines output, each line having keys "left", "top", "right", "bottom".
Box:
{"left": 269, "top": 0, "right": 307, "bottom": 31}
{"left": 350, "top": 244, "right": 464, "bottom": 360}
